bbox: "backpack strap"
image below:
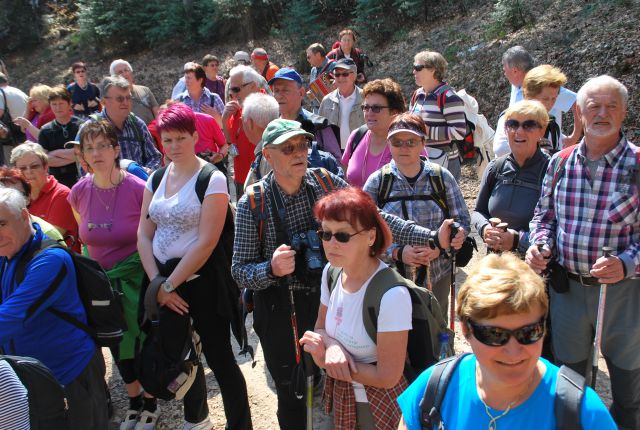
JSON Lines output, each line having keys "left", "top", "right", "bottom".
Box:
{"left": 362, "top": 267, "right": 409, "bottom": 343}
{"left": 555, "top": 365, "right": 584, "bottom": 430}
{"left": 194, "top": 163, "right": 216, "bottom": 204}
{"left": 309, "top": 167, "right": 335, "bottom": 194}
{"left": 350, "top": 124, "right": 369, "bottom": 154}
{"left": 419, "top": 353, "right": 471, "bottom": 430}
{"left": 487, "top": 155, "right": 509, "bottom": 194}
{"left": 150, "top": 166, "right": 168, "bottom": 194}
{"left": 428, "top": 164, "right": 449, "bottom": 218}
{"left": 551, "top": 145, "right": 578, "bottom": 192}
{"left": 326, "top": 266, "right": 342, "bottom": 294}
{"left": 248, "top": 182, "right": 267, "bottom": 242}
{"left": 376, "top": 164, "right": 395, "bottom": 209}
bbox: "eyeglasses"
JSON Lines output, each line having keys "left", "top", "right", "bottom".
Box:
{"left": 270, "top": 140, "right": 309, "bottom": 155}
{"left": 88, "top": 222, "right": 113, "bottom": 231}
{"left": 104, "top": 95, "right": 132, "bottom": 103}
{"left": 16, "top": 163, "right": 44, "bottom": 173}
{"left": 504, "top": 119, "right": 542, "bottom": 132}
{"left": 230, "top": 82, "right": 252, "bottom": 93}
{"left": 74, "top": 69, "right": 87, "bottom": 74}
{"left": 317, "top": 229, "right": 365, "bottom": 243}
{"left": 82, "top": 143, "right": 114, "bottom": 153}
{"left": 467, "top": 318, "right": 546, "bottom": 347}
{"left": 389, "top": 138, "right": 423, "bottom": 148}
{"left": 413, "top": 64, "right": 428, "bottom": 72}
{"left": 333, "top": 72, "right": 353, "bottom": 78}
{"left": 362, "top": 104, "right": 390, "bottom": 113}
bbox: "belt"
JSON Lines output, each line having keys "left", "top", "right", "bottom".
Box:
{"left": 567, "top": 272, "right": 600, "bottom": 286}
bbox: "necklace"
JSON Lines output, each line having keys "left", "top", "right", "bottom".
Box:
{"left": 55, "top": 120, "right": 70, "bottom": 139}
{"left": 91, "top": 171, "right": 123, "bottom": 211}
{"left": 361, "top": 136, "right": 388, "bottom": 185}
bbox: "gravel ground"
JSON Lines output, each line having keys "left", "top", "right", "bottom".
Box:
{"left": 105, "top": 163, "right": 612, "bottom": 430}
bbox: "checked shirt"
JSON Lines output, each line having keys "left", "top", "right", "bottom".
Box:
{"left": 232, "top": 169, "right": 437, "bottom": 291}
{"left": 530, "top": 136, "right": 640, "bottom": 276}
{"left": 176, "top": 87, "right": 225, "bottom": 115}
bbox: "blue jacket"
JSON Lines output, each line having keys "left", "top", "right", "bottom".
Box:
{"left": 0, "top": 223, "right": 95, "bottom": 385}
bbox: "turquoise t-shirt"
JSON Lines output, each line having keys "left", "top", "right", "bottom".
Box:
{"left": 397, "top": 355, "right": 617, "bottom": 430}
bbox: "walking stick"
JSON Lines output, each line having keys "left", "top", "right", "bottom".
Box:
{"left": 286, "top": 278, "right": 304, "bottom": 400}
{"left": 304, "top": 352, "right": 314, "bottom": 430}
{"left": 487, "top": 218, "right": 501, "bottom": 253}
{"left": 449, "top": 222, "right": 461, "bottom": 332}
{"left": 588, "top": 246, "right": 614, "bottom": 388}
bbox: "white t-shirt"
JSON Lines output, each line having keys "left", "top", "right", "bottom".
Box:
{"left": 509, "top": 85, "right": 576, "bottom": 134}
{"left": 338, "top": 90, "right": 357, "bottom": 149}
{"left": 0, "top": 85, "right": 28, "bottom": 119}
{"left": 320, "top": 261, "right": 412, "bottom": 401}
{"left": 146, "top": 164, "right": 228, "bottom": 263}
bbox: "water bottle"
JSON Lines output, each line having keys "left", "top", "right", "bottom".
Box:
{"left": 228, "top": 143, "right": 239, "bottom": 157}
{"left": 438, "top": 332, "right": 452, "bottom": 360}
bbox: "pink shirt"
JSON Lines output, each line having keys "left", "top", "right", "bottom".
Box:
{"left": 68, "top": 172, "right": 145, "bottom": 270}
{"left": 342, "top": 130, "right": 392, "bottom": 188}
{"left": 194, "top": 111, "right": 225, "bottom": 154}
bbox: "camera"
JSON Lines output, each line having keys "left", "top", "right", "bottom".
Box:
{"left": 291, "top": 230, "right": 325, "bottom": 275}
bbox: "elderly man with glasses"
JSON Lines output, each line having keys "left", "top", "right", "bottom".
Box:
{"left": 110, "top": 59, "right": 159, "bottom": 125}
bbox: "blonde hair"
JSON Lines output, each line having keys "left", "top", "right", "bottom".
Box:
{"left": 504, "top": 100, "right": 549, "bottom": 128}
{"left": 10, "top": 142, "right": 49, "bottom": 166}
{"left": 523, "top": 65, "right": 567, "bottom": 99}
{"left": 457, "top": 253, "right": 548, "bottom": 322}
{"left": 413, "top": 51, "right": 447, "bottom": 81}
{"left": 29, "top": 84, "right": 52, "bottom": 103}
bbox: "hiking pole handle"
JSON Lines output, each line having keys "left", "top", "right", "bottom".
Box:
{"left": 590, "top": 246, "right": 614, "bottom": 388}
{"left": 535, "top": 240, "right": 549, "bottom": 277}
{"left": 449, "top": 222, "right": 461, "bottom": 252}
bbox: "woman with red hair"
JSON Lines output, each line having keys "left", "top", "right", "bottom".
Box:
{"left": 300, "top": 187, "right": 411, "bottom": 430}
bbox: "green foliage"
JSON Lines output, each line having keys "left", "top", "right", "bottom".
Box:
{"left": 353, "top": 0, "right": 398, "bottom": 43}
{"left": 484, "top": 0, "right": 535, "bottom": 40}
{"left": 278, "top": 0, "right": 322, "bottom": 53}
{"left": 0, "top": 1, "right": 42, "bottom": 53}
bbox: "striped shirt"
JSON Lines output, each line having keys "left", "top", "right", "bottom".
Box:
{"left": 0, "top": 360, "right": 30, "bottom": 430}
{"left": 529, "top": 136, "right": 640, "bottom": 276}
{"left": 176, "top": 87, "right": 225, "bottom": 115}
{"left": 409, "top": 83, "right": 466, "bottom": 146}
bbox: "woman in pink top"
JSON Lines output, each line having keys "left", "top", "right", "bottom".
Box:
{"left": 342, "top": 79, "right": 406, "bottom": 187}
{"left": 68, "top": 120, "right": 159, "bottom": 430}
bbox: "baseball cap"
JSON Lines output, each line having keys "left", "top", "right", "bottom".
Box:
{"left": 268, "top": 68, "right": 303, "bottom": 86}
{"left": 333, "top": 58, "right": 357, "bottom": 73}
{"left": 233, "top": 51, "right": 251, "bottom": 63}
{"left": 64, "top": 140, "right": 80, "bottom": 149}
{"left": 387, "top": 119, "right": 427, "bottom": 139}
{"left": 262, "top": 119, "right": 313, "bottom": 147}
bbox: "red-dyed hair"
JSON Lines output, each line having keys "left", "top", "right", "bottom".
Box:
{"left": 314, "top": 187, "right": 392, "bottom": 257}
{"left": 0, "top": 167, "right": 32, "bottom": 199}
{"left": 157, "top": 102, "right": 197, "bottom": 136}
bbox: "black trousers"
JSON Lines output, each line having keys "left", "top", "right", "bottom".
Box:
{"left": 159, "top": 275, "right": 252, "bottom": 429}
{"left": 65, "top": 348, "right": 109, "bottom": 430}
{"left": 253, "top": 287, "right": 320, "bottom": 430}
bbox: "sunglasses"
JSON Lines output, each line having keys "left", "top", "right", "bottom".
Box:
{"left": 413, "top": 64, "right": 428, "bottom": 72}
{"left": 467, "top": 318, "right": 546, "bottom": 347}
{"left": 271, "top": 140, "right": 309, "bottom": 155}
{"left": 362, "top": 104, "right": 389, "bottom": 113}
{"left": 230, "top": 82, "right": 252, "bottom": 93}
{"left": 504, "top": 119, "right": 542, "bottom": 132}
{"left": 317, "top": 229, "right": 365, "bottom": 243}
{"left": 390, "top": 138, "right": 423, "bottom": 148}
{"left": 333, "top": 71, "right": 353, "bottom": 78}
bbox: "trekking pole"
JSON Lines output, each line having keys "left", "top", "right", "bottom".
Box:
{"left": 286, "top": 278, "right": 304, "bottom": 400}
{"left": 487, "top": 218, "right": 501, "bottom": 253}
{"left": 426, "top": 238, "right": 436, "bottom": 291}
{"left": 589, "top": 246, "right": 614, "bottom": 389}
{"left": 535, "top": 240, "right": 548, "bottom": 279}
{"left": 304, "top": 352, "right": 314, "bottom": 430}
{"left": 449, "top": 222, "right": 461, "bottom": 332}
{"left": 496, "top": 222, "right": 509, "bottom": 254}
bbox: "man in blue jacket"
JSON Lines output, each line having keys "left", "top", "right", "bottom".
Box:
{"left": 0, "top": 187, "right": 108, "bottom": 430}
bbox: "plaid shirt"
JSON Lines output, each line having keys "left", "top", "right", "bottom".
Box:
{"left": 408, "top": 83, "right": 466, "bottom": 146}
{"left": 363, "top": 159, "right": 470, "bottom": 284}
{"left": 232, "top": 169, "right": 436, "bottom": 291}
{"left": 530, "top": 136, "right": 640, "bottom": 276}
{"left": 323, "top": 375, "right": 408, "bottom": 430}
{"left": 176, "top": 87, "right": 224, "bottom": 115}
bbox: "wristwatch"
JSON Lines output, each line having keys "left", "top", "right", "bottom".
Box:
{"left": 161, "top": 279, "right": 175, "bottom": 293}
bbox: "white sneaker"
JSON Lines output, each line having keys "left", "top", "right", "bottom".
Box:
{"left": 120, "top": 409, "right": 140, "bottom": 430}
{"left": 134, "top": 405, "right": 160, "bottom": 430}
{"left": 180, "top": 416, "right": 212, "bottom": 430}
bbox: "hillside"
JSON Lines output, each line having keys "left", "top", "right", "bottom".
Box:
{"left": 3, "top": 0, "right": 640, "bottom": 139}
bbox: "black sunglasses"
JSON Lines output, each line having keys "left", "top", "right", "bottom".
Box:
{"left": 317, "top": 229, "right": 365, "bottom": 243}
{"left": 333, "top": 71, "right": 353, "bottom": 78}
{"left": 230, "top": 82, "right": 252, "bottom": 93}
{"left": 413, "top": 64, "right": 428, "bottom": 72}
{"left": 362, "top": 104, "right": 390, "bottom": 113}
{"left": 467, "top": 318, "right": 546, "bottom": 347}
{"left": 504, "top": 119, "right": 542, "bottom": 132}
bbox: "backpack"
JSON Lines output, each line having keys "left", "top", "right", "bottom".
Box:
{"left": 90, "top": 112, "right": 147, "bottom": 166}
{"left": 376, "top": 162, "right": 477, "bottom": 267}
{"left": 1, "top": 355, "right": 69, "bottom": 429}
{"left": 349, "top": 124, "right": 370, "bottom": 155}
{"left": 419, "top": 353, "right": 585, "bottom": 430}
{"left": 15, "top": 239, "right": 127, "bottom": 348}
{"left": 486, "top": 154, "right": 548, "bottom": 196}
{"left": 326, "top": 266, "right": 452, "bottom": 382}
{"left": 0, "top": 88, "right": 26, "bottom": 145}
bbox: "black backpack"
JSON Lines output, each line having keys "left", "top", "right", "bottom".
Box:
{"left": 349, "top": 124, "right": 369, "bottom": 155}
{"left": 419, "top": 353, "right": 584, "bottom": 430}
{"left": 1, "top": 355, "right": 69, "bottom": 430}
{"left": 15, "top": 239, "right": 127, "bottom": 348}
{"left": 326, "top": 266, "right": 452, "bottom": 382}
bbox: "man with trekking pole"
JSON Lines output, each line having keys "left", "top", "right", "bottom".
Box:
{"left": 526, "top": 75, "right": 640, "bottom": 430}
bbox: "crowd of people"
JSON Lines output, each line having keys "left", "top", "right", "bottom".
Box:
{"left": 0, "top": 28, "right": 637, "bottom": 430}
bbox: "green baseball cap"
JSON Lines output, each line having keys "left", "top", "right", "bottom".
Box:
{"left": 262, "top": 119, "right": 314, "bottom": 147}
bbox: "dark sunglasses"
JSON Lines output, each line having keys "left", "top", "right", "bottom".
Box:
{"left": 389, "top": 138, "right": 423, "bottom": 148}
{"left": 230, "top": 82, "right": 252, "bottom": 93}
{"left": 271, "top": 140, "right": 309, "bottom": 155}
{"left": 413, "top": 64, "right": 428, "bottom": 72}
{"left": 317, "top": 229, "right": 365, "bottom": 243}
{"left": 467, "top": 318, "right": 546, "bottom": 347}
{"left": 333, "top": 71, "right": 353, "bottom": 78}
{"left": 504, "top": 119, "right": 542, "bottom": 132}
{"left": 362, "top": 104, "right": 389, "bottom": 113}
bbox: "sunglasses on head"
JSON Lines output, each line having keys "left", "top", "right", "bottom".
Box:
{"left": 317, "top": 229, "right": 365, "bottom": 243}
{"left": 505, "top": 119, "right": 542, "bottom": 132}
{"left": 413, "top": 64, "right": 428, "bottom": 72}
{"left": 467, "top": 318, "right": 546, "bottom": 347}
{"left": 230, "top": 82, "right": 252, "bottom": 93}
{"left": 271, "top": 140, "right": 309, "bottom": 155}
{"left": 362, "top": 104, "right": 389, "bottom": 113}
{"left": 333, "top": 71, "right": 353, "bottom": 78}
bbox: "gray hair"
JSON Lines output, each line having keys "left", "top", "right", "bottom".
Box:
{"left": 100, "top": 75, "right": 130, "bottom": 97}
{"left": 0, "top": 187, "right": 28, "bottom": 219}
{"left": 242, "top": 93, "right": 279, "bottom": 128}
{"left": 229, "top": 65, "right": 263, "bottom": 86}
{"left": 10, "top": 141, "right": 49, "bottom": 166}
{"left": 0, "top": 72, "right": 8, "bottom": 85}
{"left": 502, "top": 46, "right": 534, "bottom": 72}
{"left": 577, "top": 75, "right": 629, "bottom": 110}
{"left": 109, "top": 59, "right": 133, "bottom": 76}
